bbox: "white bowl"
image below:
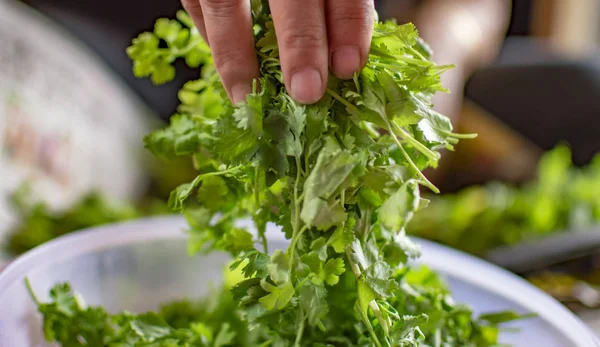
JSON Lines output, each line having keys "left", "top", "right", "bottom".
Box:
{"left": 0, "top": 216, "right": 598, "bottom": 346}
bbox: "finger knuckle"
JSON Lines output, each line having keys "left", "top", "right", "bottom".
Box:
{"left": 332, "top": 3, "right": 373, "bottom": 28}
{"left": 281, "top": 28, "right": 326, "bottom": 50}
{"left": 181, "top": 0, "right": 201, "bottom": 11}
{"left": 213, "top": 49, "right": 246, "bottom": 80}
{"left": 199, "top": 0, "right": 241, "bottom": 17}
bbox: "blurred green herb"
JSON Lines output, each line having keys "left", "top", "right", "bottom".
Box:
{"left": 30, "top": 2, "right": 526, "bottom": 346}
{"left": 408, "top": 145, "right": 600, "bottom": 255}
{"left": 5, "top": 184, "right": 170, "bottom": 257}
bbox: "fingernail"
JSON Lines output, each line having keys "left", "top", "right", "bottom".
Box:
{"left": 331, "top": 46, "right": 361, "bottom": 80}
{"left": 231, "top": 83, "right": 251, "bottom": 104}
{"left": 290, "top": 68, "right": 323, "bottom": 104}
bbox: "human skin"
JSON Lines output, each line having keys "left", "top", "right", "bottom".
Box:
{"left": 181, "top": 0, "right": 375, "bottom": 105}
{"left": 180, "top": 0, "right": 510, "bottom": 118}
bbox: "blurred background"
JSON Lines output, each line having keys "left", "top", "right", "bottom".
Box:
{"left": 2, "top": 0, "right": 600, "bottom": 335}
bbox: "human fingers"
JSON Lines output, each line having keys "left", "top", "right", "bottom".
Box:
{"left": 326, "top": 0, "right": 374, "bottom": 79}
{"left": 198, "top": 0, "right": 260, "bottom": 103}
{"left": 269, "top": 0, "right": 328, "bottom": 104}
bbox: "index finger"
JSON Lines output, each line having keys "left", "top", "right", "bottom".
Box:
{"left": 199, "top": 0, "right": 259, "bottom": 104}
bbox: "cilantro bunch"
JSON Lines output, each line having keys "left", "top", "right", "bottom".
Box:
{"left": 29, "top": 2, "right": 522, "bottom": 346}
{"left": 408, "top": 145, "right": 600, "bottom": 255}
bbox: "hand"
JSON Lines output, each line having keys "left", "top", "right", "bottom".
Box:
{"left": 181, "top": 0, "right": 374, "bottom": 104}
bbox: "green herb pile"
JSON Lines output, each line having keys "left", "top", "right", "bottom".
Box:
{"left": 407, "top": 145, "right": 600, "bottom": 255}
{"left": 4, "top": 185, "right": 170, "bottom": 257}
{"left": 30, "top": 2, "right": 523, "bottom": 346}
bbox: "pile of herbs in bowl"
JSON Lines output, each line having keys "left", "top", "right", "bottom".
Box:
{"left": 26, "top": 3, "right": 524, "bottom": 346}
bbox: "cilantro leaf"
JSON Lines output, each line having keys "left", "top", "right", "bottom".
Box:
{"left": 299, "top": 284, "right": 329, "bottom": 326}
{"left": 321, "top": 258, "right": 346, "bottom": 286}
{"left": 267, "top": 249, "right": 290, "bottom": 284}
{"left": 258, "top": 280, "right": 295, "bottom": 310}
{"left": 216, "top": 228, "right": 254, "bottom": 255}
{"left": 379, "top": 180, "right": 420, "bottom": 232}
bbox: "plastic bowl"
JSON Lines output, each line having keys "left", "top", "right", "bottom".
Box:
{"left": 0, "top": 216, "right": 598, "bottom": 346}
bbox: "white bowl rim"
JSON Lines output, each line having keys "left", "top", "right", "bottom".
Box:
{"left": 0, "top": 215, "right": 598, "bottom": 346}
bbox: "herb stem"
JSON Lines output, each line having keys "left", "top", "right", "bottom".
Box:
{"left": 24, "top": 278, "right": 40, "bottom": 306}
{"left": 363, "top": 209, "right": 372, "bottom": 243}
{"left": 392, "top": 123, "right": 439, "bottom": 161}
{"left": 370, "top": 301, "right": 390, "bottom": 336}
{"left": 254, "top": 166, "right": 269, "bottom": 254}
{"left": 408, "top": 46, "right": 428, "bottom": 61}
{"left": 325, "top": 89, "right": 362, "bottom": 124}
{"left": 370, "top": 61, "right": 406, "bottom": 70}
{"left": 259, "top": 339, "right": 274, "bottom": 347}
{"left": 345, "top": 247, "right": 362, "bottom": 278}
{"left": 386, "top": 125, "right": 439, "bottom": 194}
{"left": 254, "top": 167, "right": 260, "bottom": 205}
{"left": 261, "top": 235, "right": 269, "bottom": 254}
{"left": 296, "top": 276, "right": 310, "bottom": 289}
{"left": 289, "top": 226, "right": 309, "bottom": 260}
{"left": 293, "top": 157, "right": 302, "bottom": 237}
{"left": 325, "top": 89, "right": 380, "bottom": 139}
{"left": 439, "top": 129, "right": 478, "bottom": 139}
{"left": 203, "top": 165, "right": 243, "bottom": 178}
{"left": 294, "top": 316, "right": 305, "bottom": 347}
{"left": 357, "top": 301, "right": 384, "bottom": 347}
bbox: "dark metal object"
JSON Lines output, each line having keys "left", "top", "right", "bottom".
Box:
{"left": 486, "top": 227, "right": 600, "bottom": 273}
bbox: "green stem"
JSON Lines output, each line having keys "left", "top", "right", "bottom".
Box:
{"left": 372, "top": 55, "right": 430, "bottom": 68}
{"left": 398, "top": 143, "right": 439, "bottom": 194}
{"left": 304, "top": 153, "right": 310, "bottom": 179}
{"left": 326, "top": 89, "right": 360, "bottom": 114}
{"left": 362, "top": 209, "right": 372, "bottom": 243}
{"left": 289, "top": 226, "right": 308, "bottom": 258}
{"left": 254, "top": 167, "right": 269, "bottom": 254}
{"left": 24, "top": 278, "right": 40, "bottom": 306}
{"left": 408, "top": 46, "right": 428, "bottom": 61}
{"left": 387, "top": 126, "right": 439, "bottom": 193}
{"left": 439, "top": 129, "right": 478, "bottom": 139}
{"left": 294, "top": 316, "right": 305, "bottom": 347}
{"left": 370, "top": 61, "right": 407, "bottom": 70}
{"left": 370, "top": 301, "right": 389, "bottom": 336}
{"left": 261, "top": 235, "right": 269, "bottom": 254}
{"left": 325, "top": 89, "right": 362, "bottom": 124}
{"left": 345, "top": 247, "right": 362, "bottom": 279}
{"left": 296, "top": 276, "right": 310, "bottom": 289}
{"left": 288, "top": 225, "right": 308, "bottom": 279}
{"left": 326, "top": 89, "right": 380, "bottom": 139}
{"left": 357, "top": 301, "right": 384, "bottom": 347}
{"left": 345, "top": 249, "right": 385, "bottom": 347}
{"left": 164, "top": 38, "right": 207, "bottom": 58}
{"left": 293, "top": 157, "right": 302, "bottom": 235}
{"left": 259, "top": 339, "right": 274, "bottom": 347}
{"left": 317, "top": 321, "right": 326, "bottom": 332}
{"left": 203, "top": 165, "right": 243, "bottom": 178}
{"left": 392, "top": 123, "right": 439, "bottom": 161}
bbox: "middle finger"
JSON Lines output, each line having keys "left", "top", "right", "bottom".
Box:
{"left": 269, "top": 0, "right": 328, "bottom": 104}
